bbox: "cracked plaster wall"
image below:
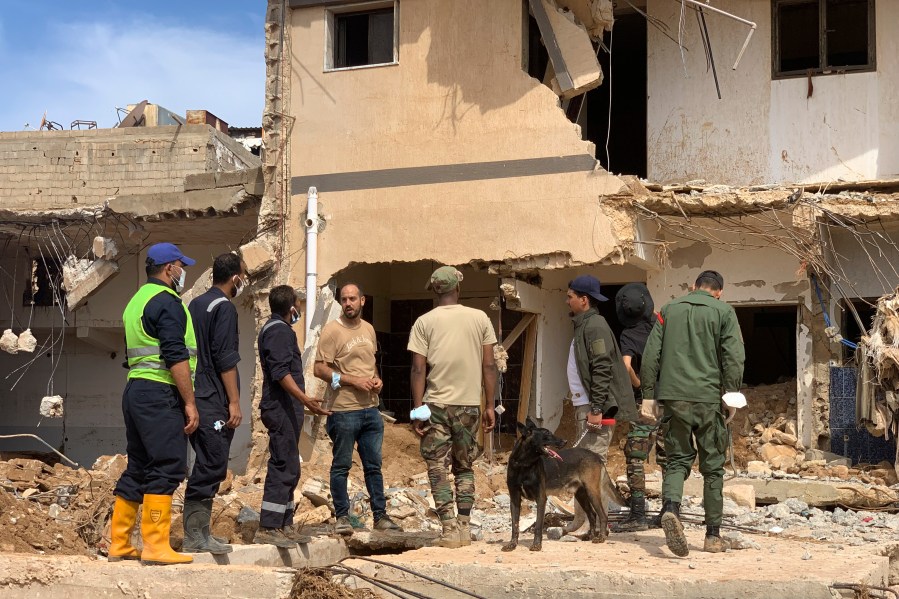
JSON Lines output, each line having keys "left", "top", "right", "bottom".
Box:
{"left": 286, "top": 0, "right": 631, "bottom": 286}
{"left": 647, "top": 0, "right": 899, "bottom": 185}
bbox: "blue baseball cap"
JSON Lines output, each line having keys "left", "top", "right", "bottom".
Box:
{"left": 146, "top": 242, "right": 196, "bottom": 267}
{"left": 569, "top": 275, "right": 609, "bottom": 302}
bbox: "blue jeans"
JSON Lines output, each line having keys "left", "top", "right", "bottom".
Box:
{"left": 326, "top": 407, "right": 387, "bottom": 519}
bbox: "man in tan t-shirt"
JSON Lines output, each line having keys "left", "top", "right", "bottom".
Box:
{"left": 408, "top": 266, "right": 498, "bottom": 548}
{"left": 314, "top": 283, "right": 401, "bottom": 535}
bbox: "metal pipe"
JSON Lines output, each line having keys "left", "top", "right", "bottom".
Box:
{"left": 304, "top": 186, "right": 318, "bottom": 340}
{"left": 679, "top": 0, "right": 757, "bottom": 70}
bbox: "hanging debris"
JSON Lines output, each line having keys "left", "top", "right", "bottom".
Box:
{"left": 1, "top": 329, "right": 18, "bottom": 354}
{"left": 17, "top": 329, "right": 37, "bottom": 353}
{"left": 39, "top": 395, "right": 65, "bottom": 418}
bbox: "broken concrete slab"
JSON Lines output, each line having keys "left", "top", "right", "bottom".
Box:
{"left": 555, "top": 0, "right": 614, "bottom": 38}
{"left": 539, "top": 0, "right": 603, "bottom": 98}
{"left": 344, "top": 530, "right": 440, "bottom": 552}
{"left": 0, "top": 554, "right": 296, "bottom": 599}
{"left": 62, "top": 257, "right": 119, "bottom": 311}
{"left": 39, "top": 395, "right": 64, "bottom": 418}
{"left": 239, "top": 239, "right": 275, "bottom": 276}
{"left": 347, "top": 530, "right": 889, "bottom": 599}
{"left": 189, "top": 537, "right": 348, "bottom": 568}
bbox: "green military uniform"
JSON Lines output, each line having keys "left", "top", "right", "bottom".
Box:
{"left": 640, "top": 290, "right": 744, "bottom": 528}
{"left": 572, "top": 308, "right": 637, "bottom": 424}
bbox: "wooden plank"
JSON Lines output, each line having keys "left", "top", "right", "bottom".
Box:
{"left": 528, "top": 0, "right": 575, "bottom": 92}
{"left": 517, "top": 319, "right": 539, "bottom": 425}
{"left": 501, "top": 313, "right": 536, "bottom": 348}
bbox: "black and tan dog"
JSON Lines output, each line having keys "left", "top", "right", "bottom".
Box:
{"left": 503, "top": 419, "right": 624, "bottom": 552}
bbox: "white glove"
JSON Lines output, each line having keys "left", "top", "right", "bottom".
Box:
{"left": 639, "top": 399, "right": 660, "bottom": 425}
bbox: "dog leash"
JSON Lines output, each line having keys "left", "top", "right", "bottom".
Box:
{"left": 572, "top": 421, "right": 609, "bottom": 448}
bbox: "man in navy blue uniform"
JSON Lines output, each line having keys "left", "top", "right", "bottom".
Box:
{"left": 254, "top": 285, "right": 331, "bottom": 547}
{"left": 110, "top": 242, "right": 199, "bottom": 565}
{"left": 183, "top": 253, "right": 248, "bottom": 554}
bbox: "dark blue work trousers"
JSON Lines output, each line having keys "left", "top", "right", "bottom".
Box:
{"left": 259, "top": 401, "right": 303, "bottom": 529}
{"left": 326, "top": 407, "right": 387, "bottom": 519}
{"left": 185, "top": 394, "right": 234, "bottom": 501}
{"left": 114, "top": 379, "right": 188, "bottom": 502}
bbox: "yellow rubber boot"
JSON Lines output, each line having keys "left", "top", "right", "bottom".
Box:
{"left": 108, "top": 496, "right": 140, "bottom": 561}
{"left": 140, "top": 494, "right": 193, "bottom": 565}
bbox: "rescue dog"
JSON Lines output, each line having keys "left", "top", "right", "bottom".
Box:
{"left": 503, "top": 418, "right": 624, "bottom": 552}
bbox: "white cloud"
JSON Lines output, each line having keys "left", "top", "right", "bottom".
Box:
{"left": 1, "top": 18, "right": 264, "bottom": 131}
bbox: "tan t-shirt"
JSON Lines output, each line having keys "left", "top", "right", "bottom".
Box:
{"left": 407, "top": 305, "right": 497, "bottom": 407}
{"left": 316, "top": 319, "right": 380, "bottom": 412}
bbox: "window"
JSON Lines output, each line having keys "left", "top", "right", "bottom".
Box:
{"left": 773, "top": 0, "right": 875, "bottom": 78}
{"left": 326, "top": 2, "right": 398, "bottom": 70}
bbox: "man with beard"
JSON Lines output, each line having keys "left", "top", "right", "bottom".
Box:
{"left": 315, "top": 283, "right": 401, "bottom": 535}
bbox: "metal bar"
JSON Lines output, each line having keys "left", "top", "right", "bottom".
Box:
{"left": 681, "top": 0, "right": 754, "bottom": 27}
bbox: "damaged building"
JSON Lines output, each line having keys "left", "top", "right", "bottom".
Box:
{"left": 264, "top": 0, "right": 899, "bottom": 464}
{"left": 0, "top": 110, "right": 265, "bottom": 468}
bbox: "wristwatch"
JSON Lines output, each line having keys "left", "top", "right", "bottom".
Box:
{"left": 590, "top": 405, "right": 603, "bottom": 416}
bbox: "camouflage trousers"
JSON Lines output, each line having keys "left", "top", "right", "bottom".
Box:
{"left": 419, "top": 403, "right": 482, "bottom": 522}
{"left": 624, "top": 422, "right": 667, "bottom": 500}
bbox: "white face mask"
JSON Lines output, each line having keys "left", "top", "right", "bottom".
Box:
{"left": 172, "top": 266, "right": 186, "bottom": 293}
{"left": 233, "top": 276, "right": 246, "bottom": 298}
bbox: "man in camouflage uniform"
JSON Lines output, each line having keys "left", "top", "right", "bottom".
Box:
{"left": 641, "top": 270, "right": 745, "bottom": 556}
{"left": 409, "top": 266, "right": 498, "bottom": 548}
{"left": 611, "top": 283, "right": 667, "bottom": 533}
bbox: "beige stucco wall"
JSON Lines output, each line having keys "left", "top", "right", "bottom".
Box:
{"left": 647, "top": 0, "right": 899, "bottom": 185}
{"left": 287, "top": 0, "right": 630, "bottom": 285}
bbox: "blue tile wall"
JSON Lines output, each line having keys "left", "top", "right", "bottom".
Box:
{"left": 829, "top": 366, "right": 895, "bottom": 465}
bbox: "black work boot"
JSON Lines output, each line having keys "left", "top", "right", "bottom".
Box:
{"left": 182, "top": 499, "right": 233, "bottom": 555}
{"left": 648, "top": 501, "right": 668, "bottom": 528}
{"left": 660, "top": 500, "right": 689, "bottom": 557}
{"left": 704, "top": 525, "right": 726, "bottom": 553}
{"left": 611, "top": 496, "right": 648, "bottom": 533}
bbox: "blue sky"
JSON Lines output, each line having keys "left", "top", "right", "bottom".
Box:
{"left": 0, "top": 1, "right": 265, "bottom": 132}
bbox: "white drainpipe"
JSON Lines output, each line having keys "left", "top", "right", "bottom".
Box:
{"left": 304, "top": 186, "right": 318, "bottom": 339}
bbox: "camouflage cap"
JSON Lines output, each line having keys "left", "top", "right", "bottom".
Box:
{"left": 426, "top": 266, "right": 463, "bottom": 293}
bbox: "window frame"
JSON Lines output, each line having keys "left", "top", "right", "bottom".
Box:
{"left": 324, "top": 0, "right": 399, "bottom": 72}
{"left": 771, "top": 0, "right": 876, "bottom": 79}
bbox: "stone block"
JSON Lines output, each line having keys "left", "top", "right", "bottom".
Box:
{"left": 239, "top": 240, "right": 275, "bottom": 276}
{"left": 189, "top": 537, "right": 348, "bottom": 568}
{"left": 184, "top": 172, "right": 217, "bottom": 191}
{"left": 723, "top": 484, "right": 756, "bottom": 510}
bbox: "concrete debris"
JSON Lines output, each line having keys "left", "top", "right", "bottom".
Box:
{"left": 494, "top": 344, "right": 509, "bottom": 373}
{"left": 1, "top": 329, "right": 18, "bottom": 354}
{"left": 16, "top": 329, "right": 37, "bottom": 353}
{"left": 91, "top": 236, "right": 118, "bottom": 260}
{"left": 239, "top": 239, "right": 275, "bottom": 276}
{"left": 62, "top": 256, "right": 119, "bottom": 311}
{"left": 39, "top": 396, "right": 64, "bottom": 418}
{"left": 294, "top": 504, "right": 332, "bottom": 527}
{"left": 301, "top": 477, "right": 333, "bottom": 507}
{"left": 723, "top": 484, "right": 756, "bottom": 509}
{"left": 555, "top": 0, "right": 614, "bottom": 38}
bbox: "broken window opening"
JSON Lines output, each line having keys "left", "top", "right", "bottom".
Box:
{"left": 327, "top": 2, "right": 398, "bottom": 71}
{"left": 522, "top": 5, "right": 647, "bottom": 177}
{"left": 773, "top": 0, "right": 875, "bottom": 78}
{"left": 841, "top": 298, "right": 877, "bottom": 360}
{"left": 734, "top": 306, "right": 798, "bottom": 386}
{"left": 23, "top": 258, "right": 64, "bottom": 308}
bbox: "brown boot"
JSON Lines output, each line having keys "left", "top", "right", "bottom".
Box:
{"left": 139, "top": 494, "right": 193, "bottom": 565}
{"left": 435, "top": 518, "right": 463, "bottom": 549}
{"left": 108, "top": 497, "right": 140, "bottom": 561}
{"left": 703, "top": 526, "right": 727, "bottom": 553}
{"left": 660, "top": 501, "right": 689, "bottom": 557}
{"left": 457, "top": 515, "right": 471, "bottom": 546}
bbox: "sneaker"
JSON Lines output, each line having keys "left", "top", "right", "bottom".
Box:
{"left": 253, "top": 527, "right": 295, "bottom": 548}
{"left": 334, "top": 516, "right": 353, "bottom": 536}
{"left": 373, "top": 515, "right": 401, "bottom": 531}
